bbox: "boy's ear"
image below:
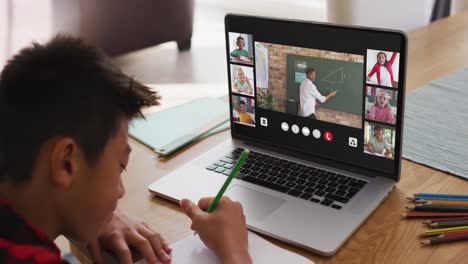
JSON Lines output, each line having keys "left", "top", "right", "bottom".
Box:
{"left": 49, "top": 138, "right": 79, "bottom": 188}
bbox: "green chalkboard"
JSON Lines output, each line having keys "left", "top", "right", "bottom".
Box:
{"left": 286, "top": 54, "right": 364, "bottom": 115}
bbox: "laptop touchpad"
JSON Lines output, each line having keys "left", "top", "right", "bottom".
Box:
{"left": 226, "top": 185, "right": 285, "bottom": 221}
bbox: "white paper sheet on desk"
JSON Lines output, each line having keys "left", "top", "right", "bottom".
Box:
{"left": 135, "top": 231, "right": 314, "bottom": 264}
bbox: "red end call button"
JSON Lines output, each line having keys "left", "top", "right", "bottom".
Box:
{"left": 324, "top": 131, "right": 333, "bottom": 142}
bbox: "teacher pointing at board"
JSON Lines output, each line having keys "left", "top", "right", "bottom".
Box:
{"left": 299, "top": 67, "right": 337, "bottom": 119}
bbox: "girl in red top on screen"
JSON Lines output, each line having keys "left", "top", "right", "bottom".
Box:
{"left": 367, "top": 51, "right": 398, "bottom": 88}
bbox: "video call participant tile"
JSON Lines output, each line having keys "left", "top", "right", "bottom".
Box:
{"left": 365, "top": 86, "right": 398, "bottom": 125}
{"left": 366, "top": 49, "right": 400, "bottom": 89}
{"left": 229, "top": 32, "right": 254, "bottom": 66}
{"left": 232, "top": 95, "right": 256, "bottom": 127}
{"left": 231, "top": 64, "right": 255, "bottom": 97}
{"left": 364, "top": 122, "right": 396, "bottom": 160}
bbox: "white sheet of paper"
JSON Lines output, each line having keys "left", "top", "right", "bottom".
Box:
{"left": 135, "top": 231, "right": 314, "bottom": 264}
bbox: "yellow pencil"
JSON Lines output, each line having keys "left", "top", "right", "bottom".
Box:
{"left": 421, "top": 225, "right": 468, "bottom": 237}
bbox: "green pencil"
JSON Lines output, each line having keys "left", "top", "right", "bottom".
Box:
{"left": 194, "top": 149, "right": 249, "bottom": 235}
{"left": 207, "top": 149, "right": 249, "bottom": 213}
{"left": 430, "top": 220, "right": 468, "bottom": 228}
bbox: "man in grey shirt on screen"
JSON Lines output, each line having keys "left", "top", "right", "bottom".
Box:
{"left": 299, "top": 67, "right": 337, "bottom": 119}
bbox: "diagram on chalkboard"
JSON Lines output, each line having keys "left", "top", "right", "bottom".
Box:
{"left": 320, "top": 67, "right": 344, "bottom": 84}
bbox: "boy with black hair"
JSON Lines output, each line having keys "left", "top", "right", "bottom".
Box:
{"left": 230, "top": 36, "right": 252, "bottom": 61}
{"left": 237, "top": 100, "right": 254, "bottom": 125}
{"left": 0, "top": 36, "right": 251, "bottom": 264}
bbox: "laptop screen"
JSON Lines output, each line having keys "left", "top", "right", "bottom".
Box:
{"left": 225, "top": 14, "right": 406, "bottom": 178}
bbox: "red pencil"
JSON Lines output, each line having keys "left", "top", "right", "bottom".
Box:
{"left": 438, "top": 230, "right": 468, "bottom": 238}
{"left": 401, "top": 212, "right": 468, "bottom": 219}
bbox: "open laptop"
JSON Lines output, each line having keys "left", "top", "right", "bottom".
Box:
{"left": 149, "top": 14, "right": 407, "bottom": 256}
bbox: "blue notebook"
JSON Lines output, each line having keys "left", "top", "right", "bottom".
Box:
{"left": 129, "top": 97, "right": 229, "bottom": 156}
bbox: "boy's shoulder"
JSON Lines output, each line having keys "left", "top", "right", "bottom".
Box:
{"left": 0, "top": 197, "right": 65, "bottom": 264}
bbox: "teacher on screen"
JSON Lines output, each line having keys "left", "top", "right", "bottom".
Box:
{"left": 299, "top": 67, "right": 337, "bottom": 119}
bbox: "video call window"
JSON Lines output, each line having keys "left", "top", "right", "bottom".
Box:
{"left": 232, "top": 95, "right": 256, "bottom": 127}
{"left": 231, "top": 65, "right": 255, "bottom": 97}
{"left": 365, "top": 87, "right": 398, "bottom": 125}
{"left": 254, "top": 41, "right": 364, "bottom": 129}
{"left": 229, "top": 32, "right": 254, "bottom": 65}
{"left": 364, "top": 122, "right": 396, "bottom": 159}
{"left": 366, "top": 49, "right": 400, "bottom": 88}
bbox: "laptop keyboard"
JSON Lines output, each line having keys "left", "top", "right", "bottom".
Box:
{"left": 206, "top": 148, "right": 368, "bottom": 210}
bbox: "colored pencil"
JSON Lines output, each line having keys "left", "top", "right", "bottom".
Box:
{"left": 438, "top": 230, "right": 468, "bottom": 238}
{"left": 414, "top": 200, "right": 468, "bottom": 206}
{"left": 194, "top": 149, "right": 249, "bottom": 236}
{"left": 406, "top": 197, "right": 468, "bottom": 202}
{"left": 430, "top": 220, "right": 468, "bottom": 227}
{"left": 414, "top": 193, "right": 468, "bottom": 199}
{"left": 401, "top": 212, "right": 468, "bottom": 219}
{"left": 406, "top": 204, "right": 468, "bottom": 212}
{"left": 412, "top": 197, "right": 468, "bottom": 202}
{"left": 423, "top": 217, "right": 468, "bottom": 224}
{"left": 206, "top": 150, "right": 249, "bottom": 213}
{"left": 421, "top": 233, "right": 468, "bottom": 246}
{"left": 421, "top": 225, "right": 468, "bottom": 237}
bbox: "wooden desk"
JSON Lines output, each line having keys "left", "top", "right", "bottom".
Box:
{"left": 73, "top": 11, "right": 468, "bottom": 264}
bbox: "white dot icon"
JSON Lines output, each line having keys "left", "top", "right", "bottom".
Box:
{"left": 292, "top": 124, "right": 300, "bottom": 134}
{"left": 302, "top": 127, "right": 310, "bottom": 136}
{"left": 281, "top": 122, "right": 289, "bottom": 132}
{"left": 313, "top": 129, "right": 321, "bottom": 139}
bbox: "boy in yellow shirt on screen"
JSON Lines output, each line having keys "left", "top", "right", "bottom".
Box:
{"left": 238, "top": 100, "right": 254, "bottom": 124}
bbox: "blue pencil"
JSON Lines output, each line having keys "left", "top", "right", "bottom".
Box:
{"left": 414, "top": 197, "right": 468, "bottom": 202}
{"left": 414, "top": 193, "right": 468, "bottom": 199}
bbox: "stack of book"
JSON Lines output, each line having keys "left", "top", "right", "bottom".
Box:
{"left": 401, "top": 193, "right": 468, "bottom": 246}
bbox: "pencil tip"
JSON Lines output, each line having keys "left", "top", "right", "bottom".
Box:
{"left": 420, "top": 240, "right": 430, "bottom": 246}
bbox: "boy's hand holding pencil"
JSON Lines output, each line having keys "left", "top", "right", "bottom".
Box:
{"left": 179, "top": 149, "right": 252, "bottom": 263}
{"left": 180, "top": 197, "right": 250, "bottom": 262}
